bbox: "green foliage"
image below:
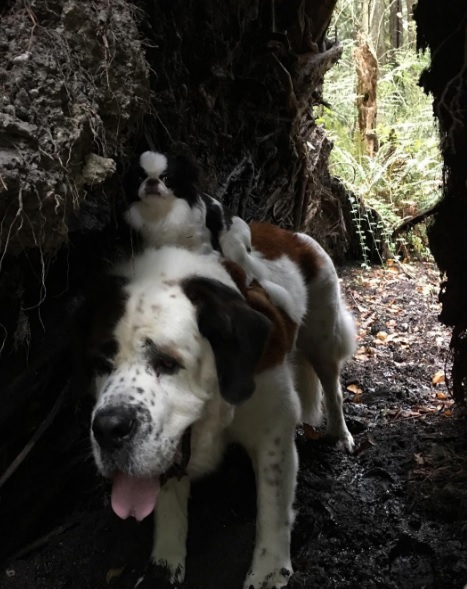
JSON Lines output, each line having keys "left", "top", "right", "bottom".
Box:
{"left": 318, "top": 34, "right": 442, "bottom": 260}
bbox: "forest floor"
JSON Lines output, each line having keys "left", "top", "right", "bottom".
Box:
{"left": 2, "top": 261, "right": 467, "bottom": 589}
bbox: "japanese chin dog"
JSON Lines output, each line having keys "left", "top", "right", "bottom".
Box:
{"left": 124, "top": 151, "right": 297, "bottom": 320}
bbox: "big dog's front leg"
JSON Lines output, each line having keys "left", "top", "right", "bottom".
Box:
{"left": 153, "top": 476, "right": 190, "bottom": 583}
{"left": 243, "top": 428, "right": 298, "bottom": 589}
{"left": 135, "top": 476, "right": 190, "bottom": 588}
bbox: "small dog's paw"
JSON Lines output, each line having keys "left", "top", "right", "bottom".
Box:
{"left": 134, "top": 561, "right": 184, "bottom": 588}
{"left": 244, "top": 566, "right": 293, "bottom": 589}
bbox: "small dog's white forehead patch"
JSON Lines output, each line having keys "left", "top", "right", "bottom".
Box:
{"left": 140, "top": 151, "right": 167, "bottom": 177}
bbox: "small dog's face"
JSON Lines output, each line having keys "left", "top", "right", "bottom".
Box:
{"left": 137, "top": 151, "right": 199, "bottom": 205}
{"left": 137, "top": 152, "right": 172, "bottom": 200}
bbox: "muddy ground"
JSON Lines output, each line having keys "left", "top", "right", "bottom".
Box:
{"left": 2, "top": 261, "right": 467, "bottom": 589}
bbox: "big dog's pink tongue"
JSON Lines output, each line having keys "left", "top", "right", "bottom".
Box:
{"left": 111, "top": 472, "right": 160, "bottom": 522}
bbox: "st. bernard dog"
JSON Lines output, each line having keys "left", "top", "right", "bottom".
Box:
{"left": 80, "top": 222, "right": 355, "bottom": 589}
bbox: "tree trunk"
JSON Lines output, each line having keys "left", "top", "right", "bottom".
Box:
{"left": 415, "top": 0, "right": 467, "bottom": 403}
{"left": 405, "top": 0, "right": 417, "bottom": 48}
{"left": 370, "top": 0, "right": 388, "bottom": 63}
{"left": 389, "top": 0, "right": 403, "bottom": 60}
{"left": 354, "top": 36, "right": 379, "bottom": 157}
{"left": 361, "top": 0, "right": 370, "bottom": 36}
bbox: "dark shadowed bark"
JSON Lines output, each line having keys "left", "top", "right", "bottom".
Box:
{"left": 136, "top": 0, "right": 344, "bottom": 236}
{"left": 415, "top": 0, "right": 467, "bottom": 402}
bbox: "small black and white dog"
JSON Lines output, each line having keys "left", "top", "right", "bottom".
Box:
{"left": 125, "top": 151, "right": 297, "bottom": 318}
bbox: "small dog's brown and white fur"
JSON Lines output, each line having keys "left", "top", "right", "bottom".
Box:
{"left": 81, "top": 223, "right": 355, "bottom": 589}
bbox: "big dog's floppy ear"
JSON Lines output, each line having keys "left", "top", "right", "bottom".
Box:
{"left": 72, "top": 274, "right": 128, "bottom": 398}
{"left": 182, "top": 277, "right": 271, "bottom": 404}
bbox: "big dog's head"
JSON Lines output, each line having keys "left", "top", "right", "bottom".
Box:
{"left": 79, "top": 247, "right": 270, "bottom": 520}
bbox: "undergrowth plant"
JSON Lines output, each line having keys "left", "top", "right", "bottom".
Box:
{"left": 319, "top": 38, "right": 442, "bottom": 261}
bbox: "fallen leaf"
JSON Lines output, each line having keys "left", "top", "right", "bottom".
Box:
{"left": 435, "top": 391, "right": 448, "bottom": 400}
{"left": 106, "top": 568, "right": 125, "bottom": 584}
{"left": 347, "top": 384, "right": 363, "bottom": 395}
{"left": 402, "top": 409, "right": 415, "bottom": 418}
{"left": 302, "top": 423, "right": 322, "bottom": 440}
{"left": 417, "top": 405, "right": 438, "bottom": 414}
{"left": 376, "top": 331, "right": 388, "bottom": 341}
{"left": 355, "top": 346, "right": 374, "bottom": 361}
{"left": 432, "top": 370, "right": 446, "bottom": 385}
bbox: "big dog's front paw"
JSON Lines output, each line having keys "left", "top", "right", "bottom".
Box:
{"left": 134, "top": 560, "right": 184, "bottom": 588}
{"left": 244, "top": 566, "right": 293, "bottom": 589}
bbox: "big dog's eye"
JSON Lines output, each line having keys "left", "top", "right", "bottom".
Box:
{"left": 144, "top": 338, "right": 182, "bottom": 375}
{"left": 155, "top": 355, "right": 180, "bottom": 374}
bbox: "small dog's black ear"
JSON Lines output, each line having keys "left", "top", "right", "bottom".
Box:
{"left": 173, "top": 155, "right": 200, "bottom": 185}
{"left": 182, "top": 277, "right": 271, "bottom": 404}
{"left": 123, "top": 157, "right": 146, "bottom": 203}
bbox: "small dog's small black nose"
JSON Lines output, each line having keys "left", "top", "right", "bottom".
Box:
{"left": 92, "top": 406, "right": 137, "bottom": 449}
{"left": 145, "top": 178, "right": 159, "bottom": 191}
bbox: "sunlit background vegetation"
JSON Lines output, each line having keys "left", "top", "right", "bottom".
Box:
{"left": 318, "top": 0, "right": 442, "bottom": 262}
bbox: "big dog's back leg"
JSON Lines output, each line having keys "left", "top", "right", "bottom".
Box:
{"left": 295, "top": 233, "right": 356, "bottom": 452}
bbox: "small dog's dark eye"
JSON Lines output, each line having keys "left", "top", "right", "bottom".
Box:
{"left": 160, "top": 174, "right": 172, "bottom": 187}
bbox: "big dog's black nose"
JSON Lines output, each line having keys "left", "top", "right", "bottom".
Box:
{"left": 92, "top": 406, "right": 137, "bottom": 449}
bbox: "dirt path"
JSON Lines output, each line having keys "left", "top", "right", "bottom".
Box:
{"left": 2, "top": 262, "right": 467, "bottom": 589}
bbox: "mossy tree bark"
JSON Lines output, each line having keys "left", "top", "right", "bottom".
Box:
{"left": 353, "top": 37, "right": 379, "bottom": 157}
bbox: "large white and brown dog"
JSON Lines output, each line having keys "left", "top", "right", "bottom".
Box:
{"left": 81, "top": 223, "right": 355, "bottom": 589}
